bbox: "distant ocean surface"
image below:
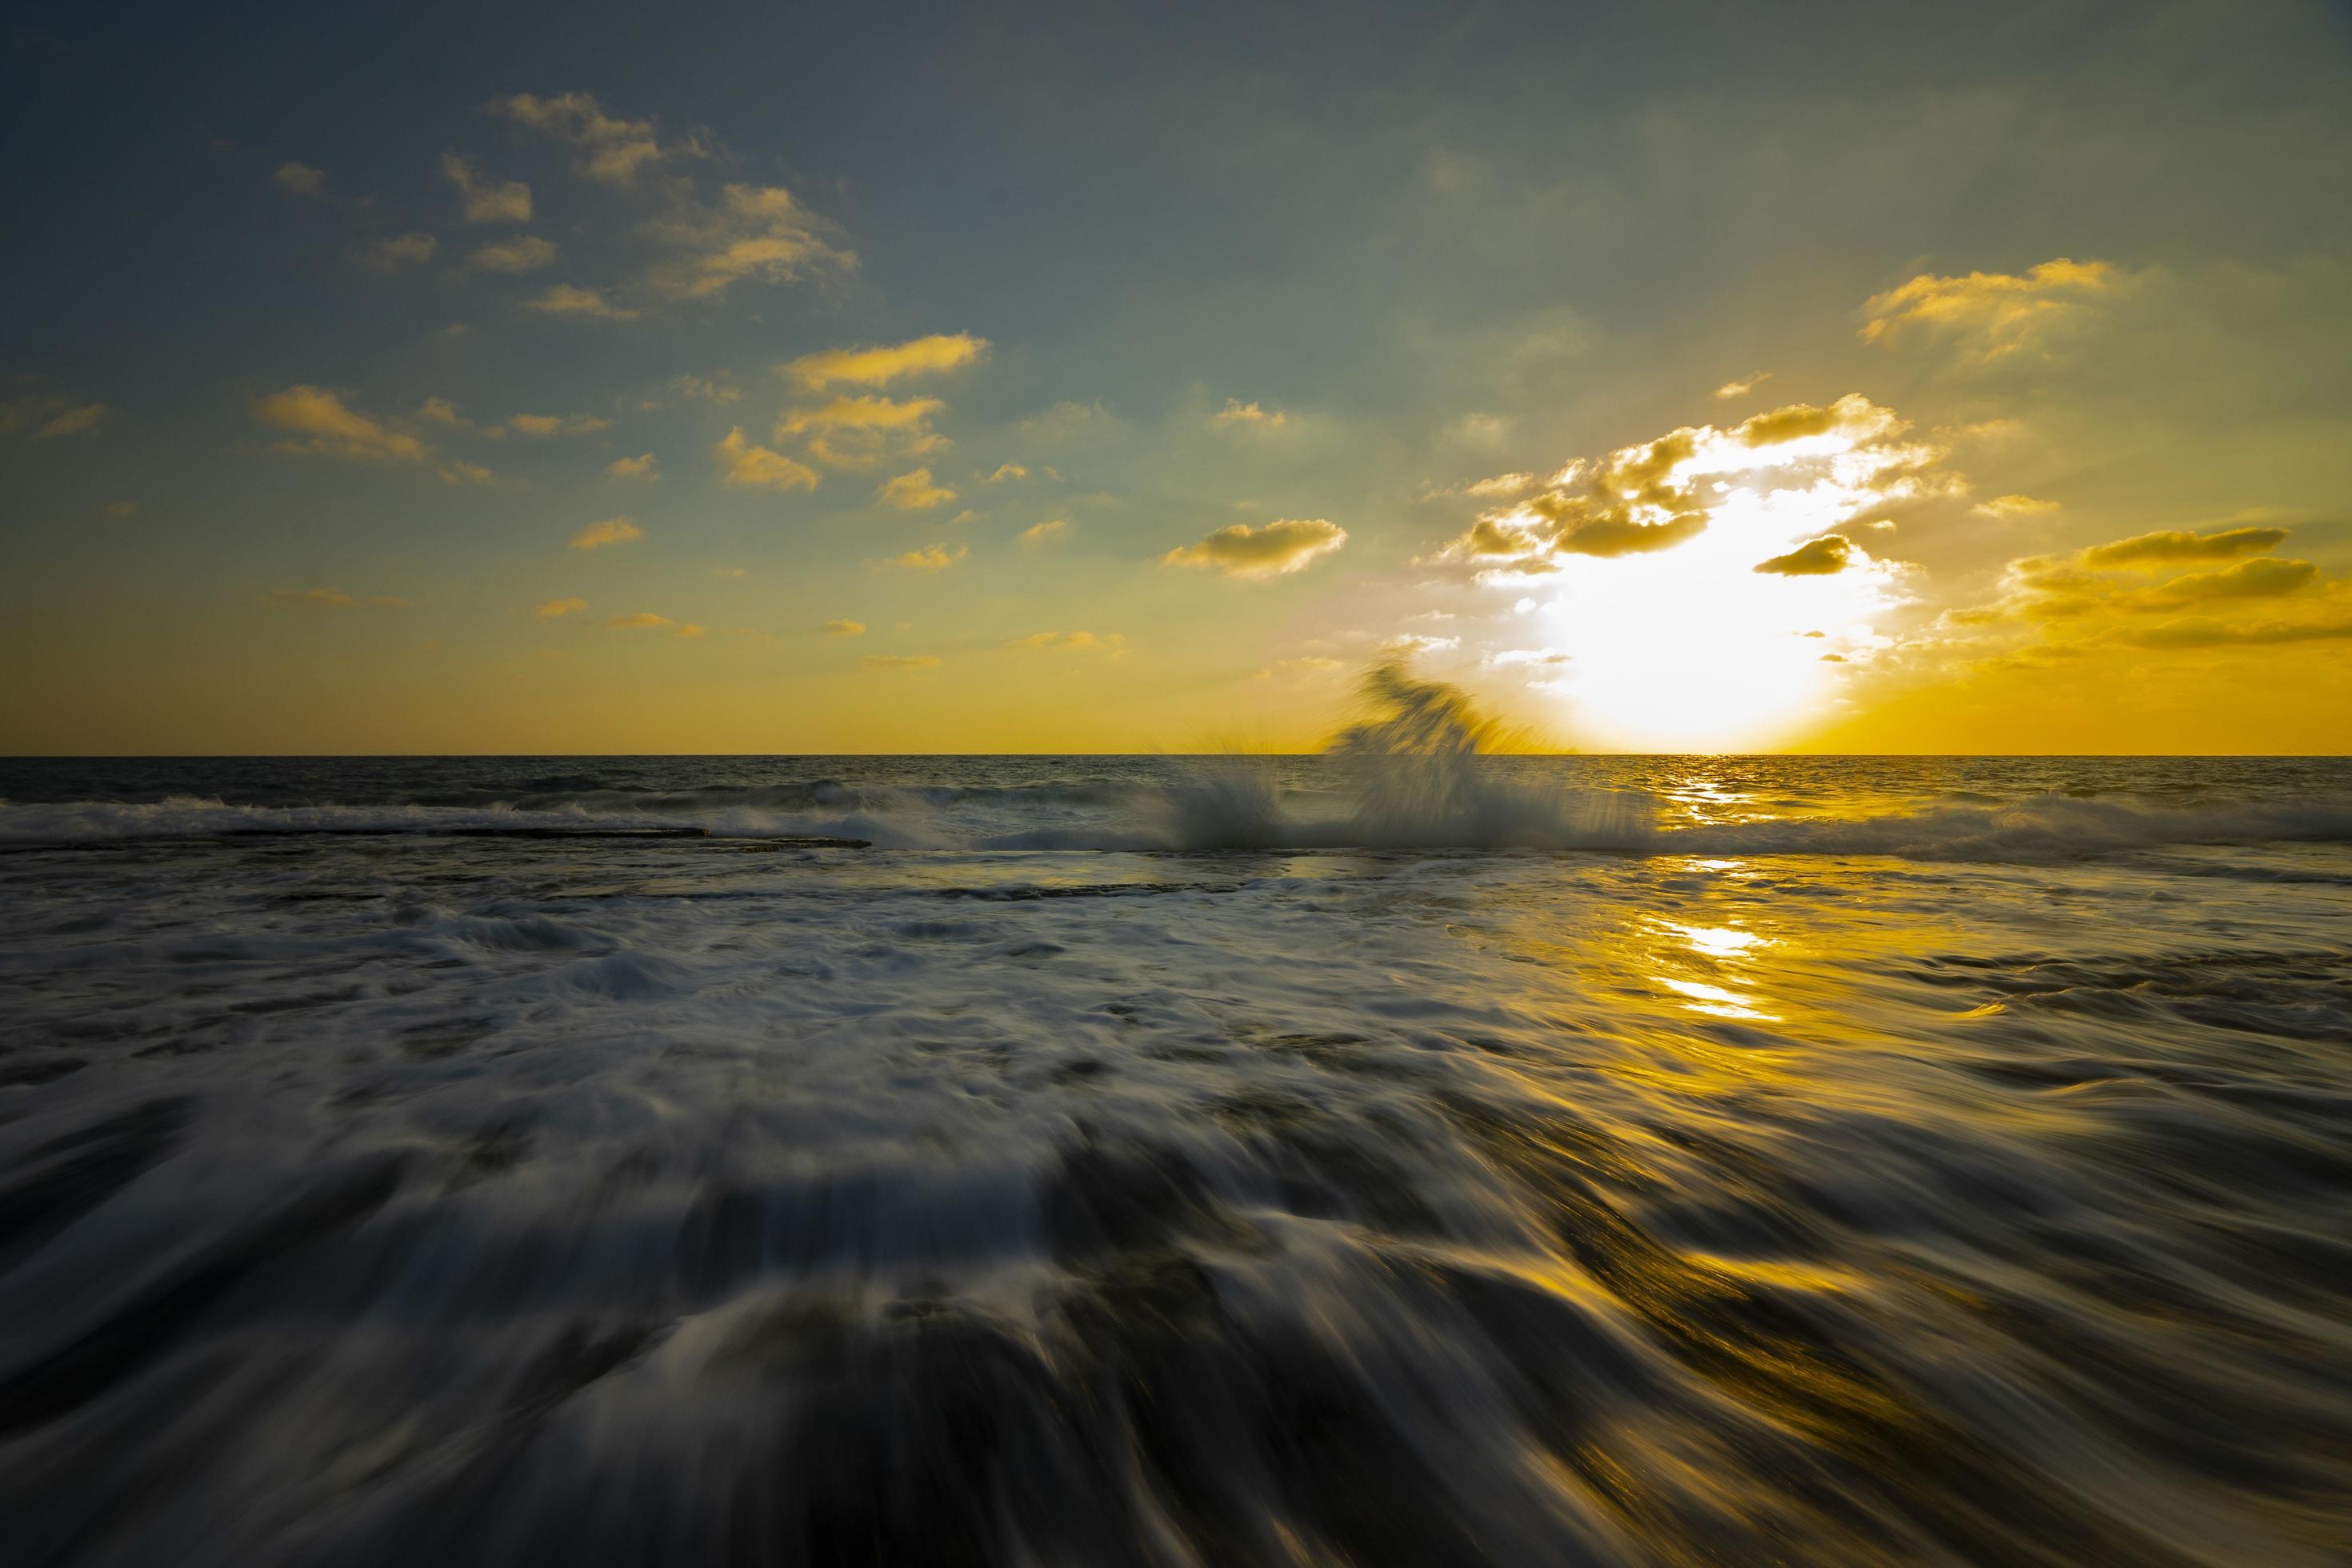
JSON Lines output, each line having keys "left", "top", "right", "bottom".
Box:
{"left": 4, "top": 740, "right": 2350, "bottom": 1562}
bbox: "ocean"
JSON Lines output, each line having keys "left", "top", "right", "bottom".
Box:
{"left": 3, "top": 707, "right": 2350, "bottom": 1560}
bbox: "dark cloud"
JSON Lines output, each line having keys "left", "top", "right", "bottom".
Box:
{"left": 1754, "top": 534, "right": 1856, "bottom": 576}
{"left": 2081, "top": 526, "right": 2290, "bottom": 567}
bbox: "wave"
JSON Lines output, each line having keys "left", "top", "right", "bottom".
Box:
{"left": 6, "top": 670, "right": 2350, "bottom": 860}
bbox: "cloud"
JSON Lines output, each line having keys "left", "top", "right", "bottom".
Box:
{"left": 1969, "top": 542, "right": 2326, "bottom": 630}
{"left": 778, "top": 395, "right": 946, "bottom": 468}
{"left": 1443, "top": 412, "right": 1515, "bottom": 451}
{"left": 441, "top": 152, "right": 532, "bottom": 223}
{"left": 418, "top": 396, "right": 467, "bottom": 426}
{"left": 510, "top": 412, "right": 612, "bottom": 437}
{"left": 1974, "top": 494, "right": 2061, "bottom": 519}
{"left": 1380, "top": 633, "right": 1460, "bottom": 657}
{"left": 884, "top": 542, "right": 967, "bottom": 572}
{"left": 570, "top": 517, "right": 643, "bottom": 550}
{"left": 662, "top": 374, "right": 742, "bottom": 405}
{"left": 1, "top": 391, "right": 110, "bottom": 439}
{"left": 1159, "top": 518, "right": 1348, "bottom": 579}
{"left": 524, "top": 284, "right": 636, "bottom": 319}
{"left": 438, "top": 458, "right": 503, "bottom": 486}
{"left": 468, "top": 235, "right": 557, "bottom": 274}
{"left": 784, "top": 333, "right": 986, "bottom": 390}
{"left": 1464, "top": 472, "right": 1535, "bottom": 498}
{"left": 1754, "top": 534, "right": 1858, "bottom": 576}
{"left": 1486, "top": 647, "right": 1571, "bottom": 666}
{"left": 537, "top": 597, "right": 588, "bottom": 618}
{"left": 1019, "top": 519, "right": 1066, "bottom": 545}
{"left": 821, "top": 618, "right": 866, "bottom": 636}
{"left": 1213, "top": 398, "right": 1286, "bottom": 428}
{"left": 1862, "top": 258, "right": 2114, "bottom": 359}
{"left": 1005, "top": 630, "right": 1126, "bottom": 654}
{"left": 2118, "top": 616, "right": 2352, "bottom": 650}
{"left": 1019, "top": 400, "right": 1116, "bottom": 442}
{"left": 2146, "top": 557, "right": 2317, "bottom": 606}
{"left": 253, "top": 386, "right": 425, "bottom": 462}
{"left": 642, "top": 183, "right": 852, "bottom": 302}
{"left": 864, "top": 654, "right": 942, "bottom": 669}
{"left": 1714, "top": 371, "right": 1771, "bottom": 400}
{"left": 607, "top": 453, "right": 658, "bottom": 479}
{"left": 986, "top": 463, "right": 1029, "bottom": 482}
{"left": 2082, "top": 526, "right": 2290, "bottom": 567}
{"left": 1254, "top": 656, "right": 1343, "bottom": 679}
{"left": 674, "top": 623, "right": 707, "bottom": 638}
{"left": 1438, "top": 393, "right": 1939, "bottom": 571}
{"left": 608, "top": 611, "right": 674, "bottom": 629}
{"left": 359, "top": 233, "right": 439, "bottom": 272}
{"left": 489, "top": 92, "right": 690, "bottom": 186}
{"left": 878, "top": 466, "right": 956, "bottom": 509}
{"left": 715, "top": 427, "right": 819, "bottom": 492}
{"left": 271, "top": 162, "right": 326, "bottom": 198}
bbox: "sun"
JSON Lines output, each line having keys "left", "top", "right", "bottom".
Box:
{"left": 1517, "top": 411, "right": 1921, "bottom": 751}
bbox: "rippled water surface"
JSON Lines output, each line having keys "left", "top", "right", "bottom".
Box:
{"left": 2, "top": 746, "right": 2349, "bottom": 1565}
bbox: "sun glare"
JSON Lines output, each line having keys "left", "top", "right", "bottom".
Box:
{"left": 1522, "top": 420, "right": 1916, "bottom": 751}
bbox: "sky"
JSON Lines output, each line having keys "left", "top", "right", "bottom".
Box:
{"left": 4, "top": 0, "right": 2350, "bottom": 754}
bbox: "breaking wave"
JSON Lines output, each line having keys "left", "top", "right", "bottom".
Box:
{"left": 4, "top": 667, "right": 2348, "bottom": 860}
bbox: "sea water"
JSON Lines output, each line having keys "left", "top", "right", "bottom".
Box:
{"left": 2, "top": 693, "right": 2349, "bottom": 1562}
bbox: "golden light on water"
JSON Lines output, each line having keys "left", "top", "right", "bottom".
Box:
{"left": 1652, "top": 916, "right": 1776, "bottom": 1019}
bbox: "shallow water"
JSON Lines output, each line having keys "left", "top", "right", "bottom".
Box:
{"left": 2, "top": 746, "right": 2350, "bottom": 1565}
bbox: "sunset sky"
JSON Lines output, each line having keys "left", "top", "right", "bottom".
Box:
{"left": 5, "top": 0, "right": 2350, "bottom": 754}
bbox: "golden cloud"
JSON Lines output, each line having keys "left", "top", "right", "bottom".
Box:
{"left": 2146, "top": 557, "right": 2318, "bottom": 606}
{"left": 1019, "top": 519, "right": 1066, "bottom": 545}
{"left": 510, "top": 412, "right": 611, "bottom": 437}
{"left": 1973, "top": 494, "right": 2061, "bottom": 519}
{"left": 606, "top": 453, "right": 658, "bottom": 478}
{"left": 778, "top": 395, "right": 947, "bottom": 468}
{"left": 358, "top": 233, "right": 438, "bottom": 273}
{"left": 1, "top": 391, "right": 110, "bottom": 439}
{"left": 489, "top": 92, "right": 689, "bottom": 186}
{"left": 254, "top": 386, "right": 425, "bottom": 462}
{"left": 2118, "top": 616, "right": 2352, "bottom": 650}
{"left": 884, "top": 543, "right": 967, "bottom": 571}
{"left": 441, "top": 152, "right": 532, "bottom": 223}
{"left": 537, "top": 597, "right": 588, "bottom": 618}
{"left": 1861, "top": 258, "right": 2113, "bottom": 358}
{"left": 468, "top": 235, "right": 556, "bottom": 274}
{"left": 642, "top": 183, "right": 852, "bottom": 302}
{"left": 570, "top": 517, "right": 643, "bottom": 550}
{"left": 1754, "top": 534, "right": 1858, "bottom": 576}
{"left": 1438, "top": 394, "right": 1939, "bottom": 571}
{"left": 1005, "top": 630, "right": 1126, "bottom": 654}
{"left": 821, "top": 618, "right": 866, "bottom": 636}
{"left": 1160, "top": 518, "right": 1347, "bottom": 579}
{"left": 864, "top": 653, "right": 942, "bottom": 669}
{"left": 2081, "top": 526, "right": 2290, "bottom": 567}
{"left": 1213, "top": 398, "right": 1286, "bottom": 428}
{"left": 878, "top": 466, "right": 956, "bottom": 510}
{"left": 524, "top": 284, "right": 635, "bottom": 319}
{"left": 271, "top": 162, "right": 326, "bottom": 198}
{"left": 785, "top": 333, "right": 987, "bottom": 391}
{"left": 715, "top": 427, "right": 819, "bottom": 492}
